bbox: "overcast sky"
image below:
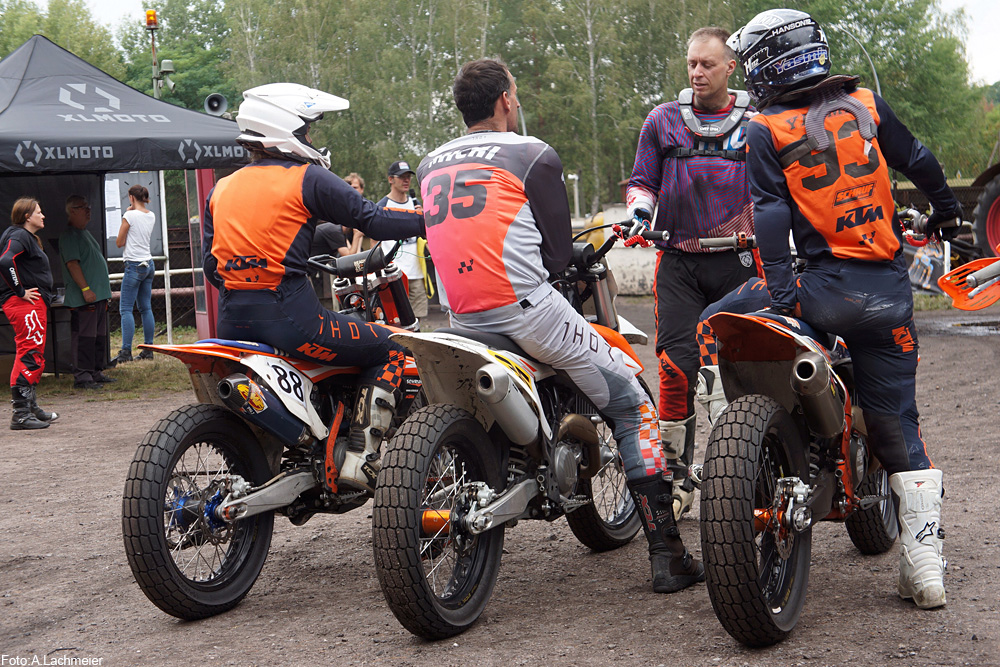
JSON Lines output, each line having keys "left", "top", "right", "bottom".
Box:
{"left": 38, "top": 0, "right": 1000, "bottom": 85}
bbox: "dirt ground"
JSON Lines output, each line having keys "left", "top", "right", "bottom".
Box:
{"left": 1, "top": 298, "right": 998, "bottom": 667}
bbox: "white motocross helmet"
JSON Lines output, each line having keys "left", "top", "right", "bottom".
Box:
{"left": 236, "top": 83, "right": 349, "bottom": 170}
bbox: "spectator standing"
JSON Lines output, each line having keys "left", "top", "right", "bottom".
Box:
{"left": 114, "top": 184, "right": 156, "bottom": 363}
{"left": 60, "top": 195, "right": 115, "bottom": 389}
{"left": 378, "top": 161, "right": 428, "bottom": 323}
{"left": 1, "top": 197, "right": 57, "bottom": 429}
{"left": 343, "top": 173, "right": 366, "bottom": 254}
{"left": 626, "top": 26, "right": 757, "bottom": 520}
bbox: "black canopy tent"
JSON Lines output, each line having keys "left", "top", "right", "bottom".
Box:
{"left": 0, "top": 35, "right": 244, "bottom": 374}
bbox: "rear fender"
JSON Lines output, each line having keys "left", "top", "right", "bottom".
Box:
{"left": 391, "top": 332, "right": 554, "bottom": 441}
{"left": 147, "top": 342, "right": 355, "bottom": 441}
{"left": 707, "top": 313, "right": 841, "bottom": 414}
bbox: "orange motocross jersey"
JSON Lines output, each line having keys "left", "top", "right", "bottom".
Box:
{"left": 751, "top": 87, "right": 898, "bottom": 262}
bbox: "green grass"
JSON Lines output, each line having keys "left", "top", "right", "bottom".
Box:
{"left": 912, "top": 293, "right": 953, "bottom": 311}
{"left": 41, "top": 326, "right": 200, "bottom": 399}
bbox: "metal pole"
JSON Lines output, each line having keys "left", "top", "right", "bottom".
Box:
{"left": 150, "top": 29, "right": 159, "bottom": 100}
{"left": 834, "top": 26, "right": 881, "bottom": 97}
{"left": 159, "top": 170, "right": 173, "bottom": 343}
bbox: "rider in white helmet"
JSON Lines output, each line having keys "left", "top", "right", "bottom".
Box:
{"left": 203, "top": 83, "right": 424, "bottom": 494}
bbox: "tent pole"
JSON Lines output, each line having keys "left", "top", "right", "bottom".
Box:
{"left": 159, "top": 169, "right": 173, "bottom": 344}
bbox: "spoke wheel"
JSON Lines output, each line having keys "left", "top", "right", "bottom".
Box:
{"left": 123, "top": 404, "right": 273, "bottom": 620}
{"left": 565, "top": 382, "right": 642, "bottom": 551}
{"left": 846, "top": 463, "right": 899, "bottom": 554}
{"left": 700, "top": 395, "right": 812, "bottom": 647}
{"left": 373, "top": 405, "right": 503, "bottom": 639}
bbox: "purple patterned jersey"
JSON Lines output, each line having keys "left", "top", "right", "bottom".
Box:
{"left": 628, "top": 95, "right": 754, "bottom": 253}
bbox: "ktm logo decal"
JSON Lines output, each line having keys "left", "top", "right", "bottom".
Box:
{"left": 892, "top": 326, "right": 916, "bottom": 352}
{"left": 836, "top": 204, "right": 883, "bottom": 232}
{"left": 225, "top": 255, "right": 268, "bottom": 271}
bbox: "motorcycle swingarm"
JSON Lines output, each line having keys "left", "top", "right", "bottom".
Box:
{"left": 463, "top": 479, "right": 540, "bottom": 534}
{"left": 216, "top": 470, "right": 319, "bottom": 521}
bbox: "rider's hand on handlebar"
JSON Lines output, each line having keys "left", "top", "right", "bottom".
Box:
{"left": 615, "top": 209, "right": 653, "bottom": 248}
{"left": 926, "top": 206, "right": 965, "bottom": 242}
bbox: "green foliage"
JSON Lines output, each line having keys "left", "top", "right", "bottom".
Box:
{"left": 1, "top": 0, "right": 994, "bottom": 207}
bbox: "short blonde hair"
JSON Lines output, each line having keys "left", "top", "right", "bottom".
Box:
{"left": 345, "top": 172, "right": 365, "bottom": 189}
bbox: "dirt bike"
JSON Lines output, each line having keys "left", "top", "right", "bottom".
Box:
{"left": 121, "top": 243, "right": 422, "bottom": 620}
{"left": 695, "top": 232, "right": 906, "bottom": 647}
{"left": 370, "top": 225, "right": 664, "bottom": 640}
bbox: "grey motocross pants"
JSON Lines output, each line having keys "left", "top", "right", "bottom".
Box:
{"left": 450, "top": 283, "right": 664, "bottom": 481}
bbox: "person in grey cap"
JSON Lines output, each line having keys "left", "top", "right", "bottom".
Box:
{"left": 378, "top": 160, "right": 427, "bottom": 323}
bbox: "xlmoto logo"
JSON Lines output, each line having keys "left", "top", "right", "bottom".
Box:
{"left": 14, "top": 140, "right": 114, "bottom": 167}
{"left": 57, "top": 82, "right": 171, "bottom": 123}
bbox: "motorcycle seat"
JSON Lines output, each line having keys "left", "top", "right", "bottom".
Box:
{"left": 198, "top": 338, "right": 279, "bottom": 355}
{"left": 435, "top": 328, "right": 529, "bottom": 358}
{"left": 749, "top": 313, "right": 839, "bottom": 350}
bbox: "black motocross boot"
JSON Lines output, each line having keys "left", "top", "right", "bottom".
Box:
{"left": 10, "top": 386, "right": 49, "bottom": 430}
{"left": 627, "top": 470, "right": 705, "bottom": 593}
{"left": 26, "top": 385, "right": 58, "bottom": 422}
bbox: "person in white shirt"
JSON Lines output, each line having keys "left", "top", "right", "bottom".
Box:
{"left": 377, "top": 161, "right": 427, "bottom": 322}
{"left": 113, "top": 184, "right": 156, "bottom": 364}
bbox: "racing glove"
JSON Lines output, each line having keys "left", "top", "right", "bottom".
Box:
{"left": 926, "top": 206, "right": 965, "bottom": 242}
{"left": 615, "top": 209, "right": 652, "bottom": 247}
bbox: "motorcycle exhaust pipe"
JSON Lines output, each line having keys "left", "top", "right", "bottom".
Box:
{"left": 789, "top": 352, "right": 845, "bottom": 438}
{"left": 218, "top": 373, "right": 311, "bottom": 446}
{"left": 476, "top": 363, "right": 540, "bottom": 446}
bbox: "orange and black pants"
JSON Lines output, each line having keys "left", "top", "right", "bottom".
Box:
{"left": 653, "top": 249, "right": 756, "bottom": 421}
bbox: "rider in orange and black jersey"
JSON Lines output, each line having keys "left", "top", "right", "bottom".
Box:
{"left": 732, "top": 9, "right": 961, "bottom": 610}
{"left": 203, "top": 83, "right": 423, "bottom": 493}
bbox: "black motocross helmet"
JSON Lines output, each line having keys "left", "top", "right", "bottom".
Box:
{"left": 728, "top": 9, "right": 831, "bottom": 108}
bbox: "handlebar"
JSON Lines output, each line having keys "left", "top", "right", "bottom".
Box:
{"left": 699, "top": 233, "right": 757, "bottom": 250}
{"left": 308, "top": 241, "right": 399, "bottom": 280}
{"left": 965, "top": 258, "right": 1000, "bottom": 289}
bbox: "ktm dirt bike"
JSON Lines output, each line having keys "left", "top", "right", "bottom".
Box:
{"left": 371, "top": 225, "right": 664, "bottom": 639}
{"left": 694, "top": 222, "right": 965, "bottom": 646}
{"left": 121, "top": 243, "right": 422, "bottom": 620}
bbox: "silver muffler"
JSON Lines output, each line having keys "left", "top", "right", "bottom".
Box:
{"left": 790, "top": 352, "right": 845, "bottom": 438}
{"left": 476, "top": 363, "right": 540, "bottom": 446}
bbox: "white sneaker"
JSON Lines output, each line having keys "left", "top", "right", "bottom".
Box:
{"left": 890, "top": 469, "right": 946, "bottom": 609}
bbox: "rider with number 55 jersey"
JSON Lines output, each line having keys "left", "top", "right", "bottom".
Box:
{"left": 418, "top": 58, "right": 704, "bottom": 595}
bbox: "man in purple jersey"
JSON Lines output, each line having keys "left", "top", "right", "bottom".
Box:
{"left": 626, "top": 26, "right": 758, "bottom": 520}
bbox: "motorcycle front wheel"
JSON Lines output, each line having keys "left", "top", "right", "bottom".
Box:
{"left": 373, "top": 404, "right": 504, "bottom": 640}
{"left": 700, "top": 394, "right": 812, "bottom": 647}
{"left": 122, "top": 404, "right": 274, "bottom": 620}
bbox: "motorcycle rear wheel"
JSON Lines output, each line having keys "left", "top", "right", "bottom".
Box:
{"left": 700, "top": 394, "right": 812, "bottom": 647}
{"left": 373, "top": 404, "right": 504, "bottom": 639}
{"left": 122, "top": 403, "right": 274, "bottom": 620}
{"left": 845, "top": 464, "right": 899, "bottom": 554}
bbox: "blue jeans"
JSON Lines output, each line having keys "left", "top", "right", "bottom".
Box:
{"left": 120, "top": 260, "right": 155, "bottom": 350}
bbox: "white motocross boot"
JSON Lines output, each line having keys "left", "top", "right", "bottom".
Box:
{"left": 890, "top": 469, "right": 946, "bottom": 609}
{"left": 660, "top": 414, "right": 696, "bottom": 520}
{"left": 339, "top": 384, "right": 396, "bottom": 493}
{"left": 695, "top": 365, "right": 727, "bottom": 427}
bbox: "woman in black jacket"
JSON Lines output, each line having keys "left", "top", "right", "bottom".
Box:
{"left": 1, "top": 197, "right": 58, "bottom": 429}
